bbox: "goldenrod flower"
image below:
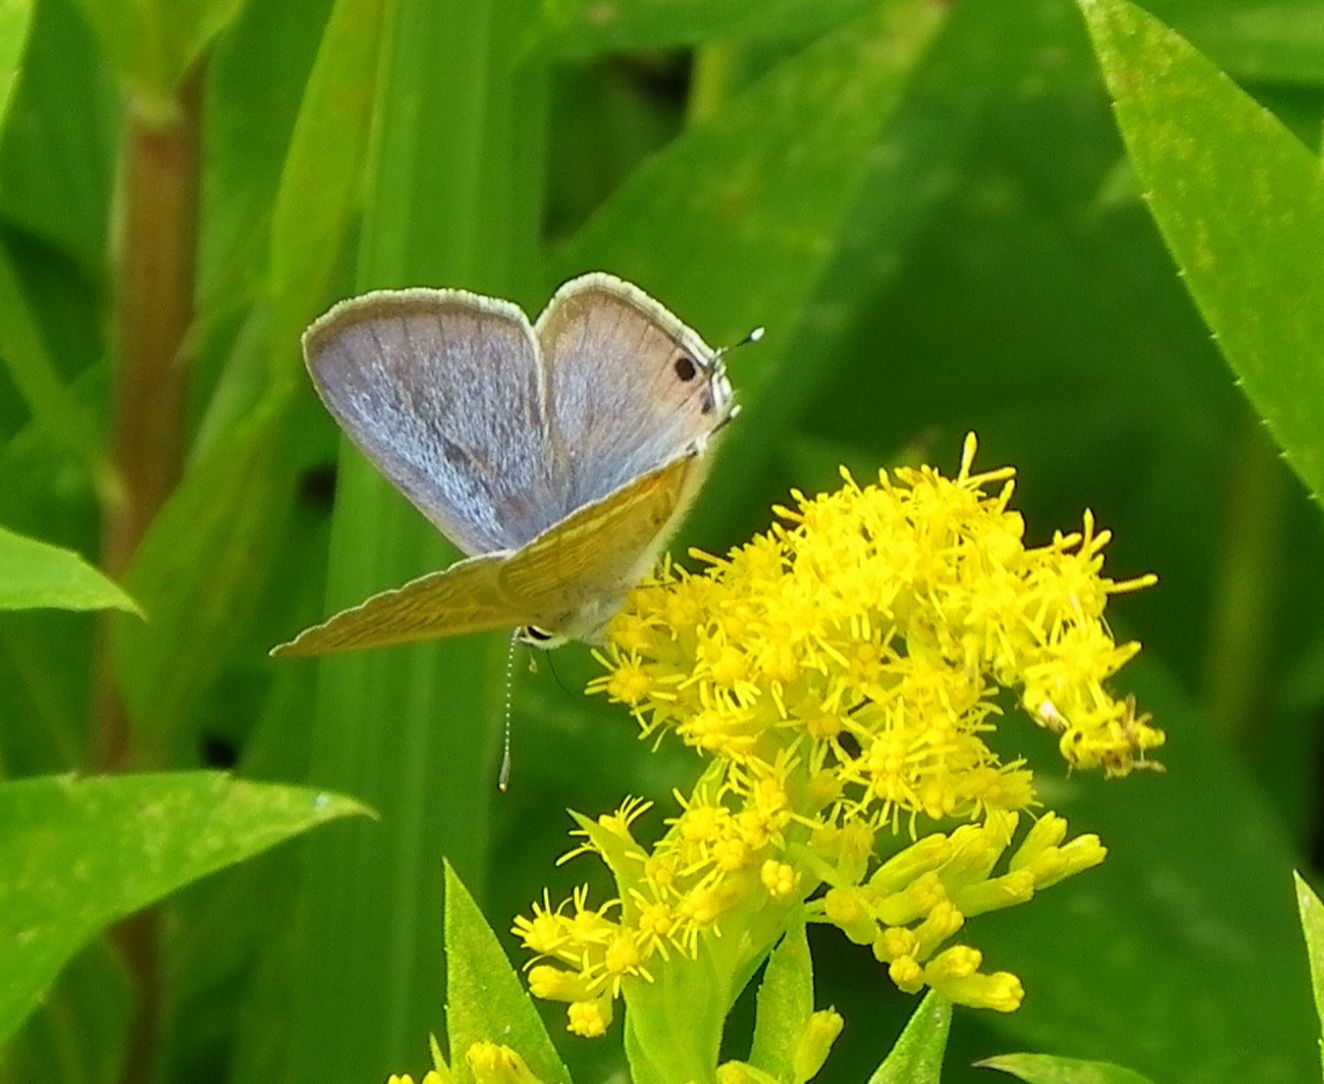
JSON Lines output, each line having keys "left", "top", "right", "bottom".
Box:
{"left": 517, "top": 435, "right": 1159, "bottom": 1036}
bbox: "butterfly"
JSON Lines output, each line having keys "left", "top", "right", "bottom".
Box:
{"left": 271, "top": 272, "right": 741, "bottom": 657}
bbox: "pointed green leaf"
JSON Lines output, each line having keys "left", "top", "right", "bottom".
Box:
{"left": 0, "top": 524, "right": 139, "bottom": 614}
{"left": 443, "top": 862, "right": 572, "bottom": 1084}
{"left": 1079, "top": 0, "right": 1324, "bottom": 502}
{"left": 1294, "top": 871, "right": 1324, "bottom": 1083}
{"left": 977, "top": 1053, "right": 1157, "bottom": 1084}
{"left": 866, "top": 992, "right": 951, "bottom": 1084}
{"left": 749, "top": 917, "right": 814, "bottom": 1080}
{"left": 0, "top": 771, "right": 367, "bottom": 1045}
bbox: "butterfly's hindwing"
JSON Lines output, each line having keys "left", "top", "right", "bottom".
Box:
{"left": 269, "top": 553, "right": 528, "bottom": 657}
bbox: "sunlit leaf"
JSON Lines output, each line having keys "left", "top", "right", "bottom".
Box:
{"left": 443, "top": 862, "right": 571, "bottom": 1084}
{"left": 0, "top": 771, "right": 367, "bottom": 1045}
{"left": 0, "top": 524, "right": 138, "bottom": 614}
{"left": 1080, "top": 0, "right": 1324, "bottom": 502}
{"left": 1294, "top": 872, "right": 1324, "bottom": 1083}
{"left": 866, "top": 992, "right": 951, "bottom": 1084}
{"left": 977, "top": 1053, "right": 1157, "bottom": 1084}
{"left": 748, "top": 918, "right": 814, "bottom": 1080}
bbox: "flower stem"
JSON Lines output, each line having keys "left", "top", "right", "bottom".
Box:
{"left": 97, "top": 70, "right": 202, "bottom": 768}
{"left": 97, "top": 65, "right": 203, "bottom": 1084}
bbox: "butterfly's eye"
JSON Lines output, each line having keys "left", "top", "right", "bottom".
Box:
{"left": 673, "top": 355, "right": 697, "bottom": 382}
{"left": 519, "top": 625, "right": 557, "bottom": 646}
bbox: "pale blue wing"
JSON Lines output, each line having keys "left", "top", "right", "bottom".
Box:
{"left": 303, "top": 288, "right": 560, "bottom": 555}
{"left": 533, "top": 272, "right": 737, "bottom": 511}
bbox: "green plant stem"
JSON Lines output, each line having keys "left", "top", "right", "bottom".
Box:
{"left": 96, "top": 67, "right": 204, "bottom": 1084}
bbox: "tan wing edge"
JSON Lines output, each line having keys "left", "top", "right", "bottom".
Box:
{"left": 270, "top": 552, "right": 526, "bottom": 658}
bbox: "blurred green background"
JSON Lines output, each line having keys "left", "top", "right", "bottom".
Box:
{"left": 2, "top": 0, "right": 1323, "bottom": 1081}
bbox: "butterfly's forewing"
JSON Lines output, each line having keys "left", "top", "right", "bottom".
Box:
{"left": 270, "top": 455, "right": 697, "bottom": 655}
{"left": 269, "top": 551, "right": 522, "bottom": 657}
{"left": 534, "top": 273, "right": 736, "bottom": 512}
{"left": 303, "top": 289, "right": 559, "bottom": 555}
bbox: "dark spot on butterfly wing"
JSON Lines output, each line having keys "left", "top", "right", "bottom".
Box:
{"left": 673, "top": 355, "right": 697, "bottom": 381}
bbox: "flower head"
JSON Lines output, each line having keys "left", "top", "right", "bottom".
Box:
{"left": 519, "top": 434, "right": 1159, "bottom": 1034}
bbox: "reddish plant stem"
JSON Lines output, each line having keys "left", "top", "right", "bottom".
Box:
{"left": 97, "top": 68, "right": 203, "bottom": 1084}
{"left": 97, "top": 70, "right": 201, "bottom": 767}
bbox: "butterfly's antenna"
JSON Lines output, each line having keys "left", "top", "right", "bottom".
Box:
{"left": 498, "top": 629, "right": 520, "bottom": 792}
{"left": 713, "top": 325, "right": 765, "bottom": 365}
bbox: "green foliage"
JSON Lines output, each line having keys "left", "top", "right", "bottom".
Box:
{"left": 0, "top": 524, "right": 138, "bottom": 613}
{"left": 748, "top": 921, "right": 815, "bottom": 1080}
{"left": 1081, "top": 0, "right": 1324, "bottom": 504}
{"left": 0, "top": 772, "right": 366, "bottom": 1044}
{"left": 1, "top": 0, "right": 1323, "bottom": 1082}
{"left": 1295, "top": 873, "right": 1324, "bottom": 1083}
{"left": 978, "top": 1053, "right": 1157, "bottom": 1084}
{"left": 443, "top": 863, "right": 572, "bottom": 1084}
{"left": 867, "top": 992, "right": 951, "bottom": 1084}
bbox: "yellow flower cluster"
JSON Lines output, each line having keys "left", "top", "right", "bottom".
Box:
{"left": 388, "top": 1041, "right": 546, "bottom": 1084}
{"left": 516, "top": 434, "right": 1160, "bottom": 1035}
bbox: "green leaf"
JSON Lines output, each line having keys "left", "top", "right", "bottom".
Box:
{"left": 554, "top": 0, "right": 946, "bottom": 350}
{"left": 70, "top": 0, "right": 249, "bottom": 115}
{"left": 0, "top": 771, "right": 367, "bottom": 1045}
{"left": 748, "top": 917, "right": 814, "bottom": 1080}
{"left": 977, "top": 1053, "right": 1157, "bottom": 1084}
{"left": 1295, "top": 871, "right": 1324, "bottom": 1083}
{"left": 0, "top": 524, "right": 139, "bottom": 614}
{"left": 0, "top": 939, "right": 132, "bottom": 1084}
{"left": 0, "top": 0, "right": 35, "bottom": 131}
{"left": 1079, "top": 0, "right": 1324, "bottom": 503}
{"left": 866, "top": 991, "right": 951, "bottom": 1084}
{"left": 443, "top": 862, "right": 572, "bottom": 1084}
{"left": 534, "top": 0, "right": 875, "bottom": 59}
